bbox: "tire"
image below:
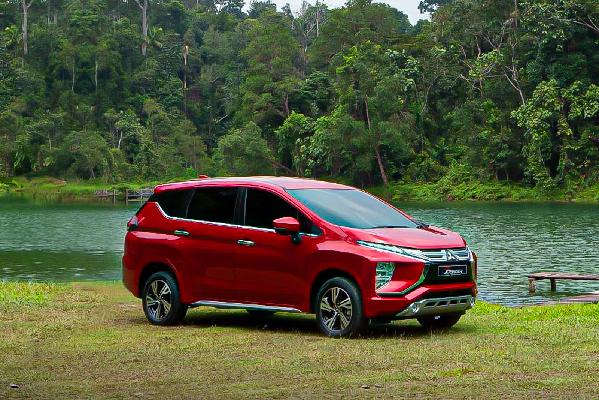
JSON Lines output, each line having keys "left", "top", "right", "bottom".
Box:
{"left": 417, "top": 313, "right": 462, "bottom": 330}
{"left": 315, "top": 277, "right": 367, "bottom": 337}
{"left": 142, "top": 271, "right": 188, "bottom": 326}
{"left": 246, "top": 309, "right": 275, "bottom": 318}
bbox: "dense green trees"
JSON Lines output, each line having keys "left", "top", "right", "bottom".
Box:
{"left": 0, "top": 0, "right": 597, "bottom": 192}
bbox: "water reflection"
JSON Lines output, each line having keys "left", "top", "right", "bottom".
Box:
{"left": 1, "top": 196, "right": 598, "bottom": 305}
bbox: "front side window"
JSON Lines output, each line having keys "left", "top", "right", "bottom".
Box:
{"left": 244, "top": 188, "right": 320, "bottom": 234}
{"left": 287, "top": 188, "right": 417, "bottom": 229}
{"left": 187, "top": 187, "right": 238, "bottom": 224}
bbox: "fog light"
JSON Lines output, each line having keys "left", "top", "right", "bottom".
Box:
{"left": 375, "top": 262, "right": 395, "bottom": 290}
{"left": 409, "top": 303, "right": 420, "bottom": 314}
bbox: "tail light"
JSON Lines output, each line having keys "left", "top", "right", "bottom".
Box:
{"left": 127, "top": 216, "right": 139, "bottom": 231}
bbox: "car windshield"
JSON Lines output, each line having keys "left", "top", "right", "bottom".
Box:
{"left": 287, "top": 188, "right": 418, "bottom": 229}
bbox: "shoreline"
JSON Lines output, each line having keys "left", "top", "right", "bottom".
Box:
{"left": 2, "top": 176, "right": 599, "bottom": 203}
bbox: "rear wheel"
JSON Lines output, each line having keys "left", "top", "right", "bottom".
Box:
{"left": 315, "top": 277, "right": 366, "bottom": 337}
{"left": 142, "top": 271, "right": 188, "bottom": 325}
{"left": 417, "top": 313, "right": 462, "bottom": 330}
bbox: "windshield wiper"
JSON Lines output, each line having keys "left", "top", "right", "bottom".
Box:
{"left": 414, "top": 220, "right": 430, "bottom": 229}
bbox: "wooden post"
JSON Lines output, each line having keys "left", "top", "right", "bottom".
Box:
{"left": 550, "top": 278, "right": 557, "bottom": 292}
{"left": 125, "top": 189, "right": 129, "bottom": 205}
{"left": 528, "top": 278, "right": 536, "bottom": 293}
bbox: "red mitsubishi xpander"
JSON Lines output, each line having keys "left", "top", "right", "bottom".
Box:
{"left": 123, "top": 177, "right": 477, "bottom": 337}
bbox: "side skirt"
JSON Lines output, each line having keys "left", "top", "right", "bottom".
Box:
{"left": 189, "top": 300, "right": 301, "bottom": 313}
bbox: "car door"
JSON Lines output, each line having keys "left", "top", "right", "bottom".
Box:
{"left": 174, "top": 186, "right": 241, "bottom": 301}
{"left": 233, "top": 187, "right": 322, "bottom": 308}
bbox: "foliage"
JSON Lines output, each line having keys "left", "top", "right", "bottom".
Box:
{"left": 0, "top": 0, "right": 597, "bottom": 195}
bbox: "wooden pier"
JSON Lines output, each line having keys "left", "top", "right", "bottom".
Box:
{"left": 528, "top": 272, "right": 599, "bottom": 293}
{"left": 93, "top": 189, "right": 117, "bottom": 203}
{"left": 125, "top": 188, "right": 154, "bottom": 204}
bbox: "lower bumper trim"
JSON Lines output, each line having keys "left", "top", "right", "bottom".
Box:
{"left": 395, "top": 295, "right": 475, "bottom": 318}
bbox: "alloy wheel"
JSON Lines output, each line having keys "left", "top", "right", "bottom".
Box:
{"left": 319, "top": 286, "right": 353, "bottom": 333}
{"left": 145, "top": 279, "right": 172, "bottom": 321}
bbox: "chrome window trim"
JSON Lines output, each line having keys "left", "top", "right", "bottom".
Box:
{"left": 154, "top": 197, "right": 321, "bottom": 237}
{"left": 190, "top": 300, "right": 301, "bottom": 313}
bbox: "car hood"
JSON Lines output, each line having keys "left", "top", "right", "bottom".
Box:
{"left": 342, "top": 225, "right": 466, "bottom": 249}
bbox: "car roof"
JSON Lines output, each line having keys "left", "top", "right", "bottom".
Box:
{"left": 154, "top": 176, "right": 354, "bottom": 193}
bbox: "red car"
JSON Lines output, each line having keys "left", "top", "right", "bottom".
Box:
{"left": 123, "top": 177, "right": 477, "bottom": 337}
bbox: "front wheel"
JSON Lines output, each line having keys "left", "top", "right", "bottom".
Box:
{"left": 142, "top": 271, "right": 188, "bottom": 325}
{"left": 315, "top": 277, "right": 366, "bottom": 337}
{"left": 417, "top": 313, "right": 462, "bottom": 330}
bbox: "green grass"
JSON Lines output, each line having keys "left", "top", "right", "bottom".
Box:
{"left": 1, "top": 281, "right": 599, "bottom": 399}
{"left": 2, "top": 177, "right": 162, "bottom": 200}
{"left": 0, "top": 281, "right": 66, "bottom": 306}
{"left": 3, "top": 175, "right": 599, "bottom": 203}
{"left": 390, "top": 181, "right": 599, "bottom": 202}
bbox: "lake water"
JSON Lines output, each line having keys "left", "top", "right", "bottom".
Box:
{"left": 1, "top": 196, "right": 598, "bottom": 306}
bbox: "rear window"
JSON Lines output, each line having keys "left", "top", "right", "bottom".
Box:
{"left": 153, "top": 189, "right": 194, "bottom": 218}
{"left": 187, "top": 187, "right": 238, "bottom": 224}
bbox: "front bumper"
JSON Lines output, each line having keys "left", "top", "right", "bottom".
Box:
{"left": 363, "top": 281, "right": 477, "bottom": 318}
{"left": 395, "top": 294, "right": 475, "bottom": 318}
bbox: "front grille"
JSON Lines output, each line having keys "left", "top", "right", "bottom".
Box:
{"left": 420, "top": 247, "right": 470, "bottom": 262}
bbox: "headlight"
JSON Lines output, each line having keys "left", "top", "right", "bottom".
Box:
{"left": 357, "top": 241, "right": 429, "bottom": 261}
{"left": 375, "top": 262, "right": 395, "bottom": 290}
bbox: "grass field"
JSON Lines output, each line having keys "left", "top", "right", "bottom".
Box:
{"left": 1, "top": 281, "right": 599, "bottom": 399}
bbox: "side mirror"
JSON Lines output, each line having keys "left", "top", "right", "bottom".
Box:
{"left": 273, "top": 217, "right": 301, "bottom": 244}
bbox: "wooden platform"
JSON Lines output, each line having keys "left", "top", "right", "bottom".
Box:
{"left": 125, "top": 188, "right": 153, "bottom": 204}
{"left": 528, "top": 272, "right": 599, "bottom": 293}
{"left": 94, "top": 189, "right": 117, "bottom": 203}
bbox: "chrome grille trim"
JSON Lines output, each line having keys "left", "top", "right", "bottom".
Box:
{"left": 420, "top": 248, "right": 471, "bottom": 262}
{"left": 395, "top": 295, "right": 475, "bottom": 318}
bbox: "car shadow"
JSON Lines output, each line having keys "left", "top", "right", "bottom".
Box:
{"left": 177, "top": 309, "right": 474, "bottom": 339}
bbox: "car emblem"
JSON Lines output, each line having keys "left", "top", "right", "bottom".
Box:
{"left": 445, "top": 250, "right": 459, "bottom": 261}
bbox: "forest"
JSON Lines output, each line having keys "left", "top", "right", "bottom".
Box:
{"left": 0, "top": 0, "right": 598, "bottom": 195}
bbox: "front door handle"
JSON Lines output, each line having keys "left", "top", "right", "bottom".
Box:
{"left": 237, "top": 239, "right": 255, "bottom": 247}
{"left": 174, "top": 229, "right": 190, "bottom": 237}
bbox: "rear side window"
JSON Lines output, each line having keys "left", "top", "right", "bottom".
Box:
{"left": 187, "top": 187, "right": 238, "bottom": 224}
{"left": 244, "top": 188, "right": 320, "bottom": 234}
{"left": 153, "top": 189, "right": 194, "bottom": 218}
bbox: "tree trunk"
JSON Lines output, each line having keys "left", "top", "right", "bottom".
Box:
{"left": 94, "top": 58, "right": 98, "bottom": 92}
{"left": 21, "top": 0, "right": 31, "bottom": 56}
{"left": 71, "top": 59, "right": 76, "bottom": 93}
{"left": 283, "top": 94, "right": 290, "bottom": 117}
{"left": 315, "top": 1, "right": 320, "bottom": 37}
{"left": 141, "top": 0, "right": 148, "bottom": 56}
{"left": 374, "top": 145, "right": 389, "bottom": 187}
{"left": 364, "top": 95, "right": 389, "bottom": 186}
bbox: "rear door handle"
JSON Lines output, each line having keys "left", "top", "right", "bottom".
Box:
{"left": 174, "top": 229, "right": 190, "bottom": 237}
{"left": 237, "top": 239, "right": 255, "bottom": 247}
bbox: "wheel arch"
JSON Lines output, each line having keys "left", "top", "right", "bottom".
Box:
{"left": 138, "top": 261, "right": 179, "bottom": 295}
{"left": 309, "top": 268, "right": 361, "bottom": 313}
